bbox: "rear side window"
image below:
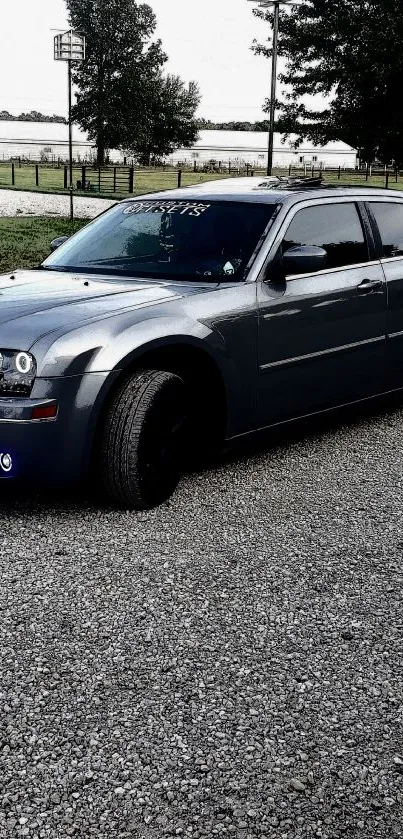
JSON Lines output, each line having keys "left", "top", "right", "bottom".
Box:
{"left": 369, "top": 202, "right": 403, "bottom": 258}
{"left": 282, "top": 203, "right": 369, "bottom": 271}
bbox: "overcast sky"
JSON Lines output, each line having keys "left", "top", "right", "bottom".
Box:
{"left": 0, "top": 0, "right": 272, "bottom": 121}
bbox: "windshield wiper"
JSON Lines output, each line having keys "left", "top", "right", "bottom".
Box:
{"left": 79, "top": 254, "right": 164, "bottom": 265}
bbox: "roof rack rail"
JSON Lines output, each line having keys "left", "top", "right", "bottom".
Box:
{"left": 256, "top": 176, "right": 396, "bottom": 193}
{"left": 256, "top": 175, "right": 324, "bottom": 191}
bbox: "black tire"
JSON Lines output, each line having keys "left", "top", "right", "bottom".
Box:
{"left": 100, "top": 369, "right": 187, "bottom": 509}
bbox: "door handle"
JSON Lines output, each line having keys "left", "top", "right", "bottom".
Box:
{"left": 357, "top": 279, "right": 383, "bottom": 294}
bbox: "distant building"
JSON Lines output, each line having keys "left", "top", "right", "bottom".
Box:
{"left": 0, "top": 119, "right": 96, "bottom": 162}
{"left": 0, "top": 121, "right": 357, "bottom": 169}
{"left": 166, "top": 130, "right": 357, "bottom": 170}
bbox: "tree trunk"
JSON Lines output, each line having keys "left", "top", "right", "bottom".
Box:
{"left": 97, "top": 61, "right": 106, "bottom": 167}
{"left": 97, "top": 133, "right": 105, "bottom": 167}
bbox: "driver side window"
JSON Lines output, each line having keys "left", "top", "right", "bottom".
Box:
{"left": 282, "top": 203, "right": 369, "bottom": 273}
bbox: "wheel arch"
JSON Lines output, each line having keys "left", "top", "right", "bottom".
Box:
{"left": 89, "top": 337, "right": 229, "bottom": 458}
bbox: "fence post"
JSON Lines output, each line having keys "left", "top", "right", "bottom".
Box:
{"left": 396, "top": 167, "right": 399, "bottom": 184}
{"left": 177, "top": 169, "right": 182, "bottom": 188}
{"left": 113, "top": 166, "right": 117, "bottom": 192}
{"left": 311, "top": 165, "right": 315, "bottom": 178}
{"left": 129, "top": 167, "right": 134, "bottom": 193}
{"left": 338, "top": 166, "right": 341, "bottom": 180}
{"left": 82, "top": 165, "right": 86, "bottom": 191}
{"left": 228, "top": 160, "right": 231, "bottom": 175}
{"left": 385, "top": 171, "right": 390, "bottom": 189}
{"left": 18, "top": 156, "right": 21, "bottom": 168}
{"left": 193, "top": 159, "right": 197, "bottom": 173}
{"left": 11, "top": 162, "right": 15, "bottom": 186}
{"left": 288, "top": 163, "right": 292, "bottom": 176}
{"left": 64, "top": 166, "right": 68, "bottom": 189}
{"left": 35, "top": 164, "right": 39, "bottom": 187}
{"left": 366, "top": 163, "right": 369, "bottom": 182}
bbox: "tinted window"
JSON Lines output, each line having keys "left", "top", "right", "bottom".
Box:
{"left": 43, "top": 200, "right": 276, "bottom": 282}
{"left": 282, "top": 203, "right": 368, "bottom": 272}
{"left": 370, "top": 202, "right": 403, "bottom": 258}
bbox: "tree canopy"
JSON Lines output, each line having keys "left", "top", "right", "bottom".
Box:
{"left": 197, "top": 119, "right": 271, "bottom": 132}
{"left": 252, "top": 0, "right": 403, "bottom": 164}
{"left": 66, "top": 0, "right": 200, "bottom": 165}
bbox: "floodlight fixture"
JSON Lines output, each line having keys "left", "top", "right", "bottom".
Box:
{"left": 53, "top": 30, "right": 86, "bottom": 221}
{"left": 54, "top": 30, "right": 86, "bottom": 62}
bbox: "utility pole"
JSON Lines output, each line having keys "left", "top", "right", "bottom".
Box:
{"left": 248, "top": 0, "right": 298, "bottom": 176}
{"left": 67, "top": 59, "right": 74, "bottom": 222}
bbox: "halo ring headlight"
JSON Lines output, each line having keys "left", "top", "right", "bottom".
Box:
{"left": 0, "top": 453, "right": 13, "bottom": 473}
{"left": 15, "top": 352, "right": 33, "bottom": 374}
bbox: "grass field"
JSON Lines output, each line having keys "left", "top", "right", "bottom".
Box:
{"left": 313, "top": 172, "right": 403, "bottom": 190}
{"left": 0, "top": 217, "right": 86, "bottom": 274}
{"left": 1, "top": 163, "right": 403, "bottom": 198}
{"left": 0, "top": 164, "right": 232, "bottom": 199}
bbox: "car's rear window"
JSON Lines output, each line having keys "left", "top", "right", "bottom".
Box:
{"left": 42, "top": 199, "right": 277, "bottom": 282}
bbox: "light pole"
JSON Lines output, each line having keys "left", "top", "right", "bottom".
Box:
{"left": 54, "top": 29, "right": 86, "bottom": 222}
{"left": 248, "top": 0, "right": 297, "bottom": 176}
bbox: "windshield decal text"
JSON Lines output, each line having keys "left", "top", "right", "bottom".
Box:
{"left": 122, "top": 201, "right": 211, "bottom": 218}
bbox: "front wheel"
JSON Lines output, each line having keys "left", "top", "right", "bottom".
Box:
{"left": 100, "top": 369, "right": 187, "bottom": 509}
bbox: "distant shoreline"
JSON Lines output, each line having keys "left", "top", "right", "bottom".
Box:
{"left": 0, "top": 112, "right": 66, "bottom": 124}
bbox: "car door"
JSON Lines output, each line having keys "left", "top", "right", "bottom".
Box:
{"left": 256, "top": 198, "right": 387, "bottom": 427}
{"left": 365, "top": 199, "right": 403, "bottom": 390}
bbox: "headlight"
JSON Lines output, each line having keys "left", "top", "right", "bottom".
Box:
{"left": 0, "top": 350, "right": 37, "bottom": 396}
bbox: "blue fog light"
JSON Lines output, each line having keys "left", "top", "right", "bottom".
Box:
{"left": 0, "top": 453, "right": 13, "bottom": 473}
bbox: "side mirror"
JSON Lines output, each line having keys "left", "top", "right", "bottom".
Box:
{"left": 50, "top": 236, "right": 69, "bottom": 252}
{"left": 283, "top": 245, "right": 327, "bottom": 276}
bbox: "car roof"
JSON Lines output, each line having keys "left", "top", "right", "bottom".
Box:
{"left": 122, "top": 176, "right": 403, "bottom": 206}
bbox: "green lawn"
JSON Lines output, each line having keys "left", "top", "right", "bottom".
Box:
{"left": 0, "top": 164, "right": 233, "bottom": 199}
{"left": 0, "top": 217, "right": 87, "bottom": 274}
{"left": 1, "top": 163, "right": 402, "bottom": 198}
{"left": 318, "top": 172, "right": 403, "bottom": 190}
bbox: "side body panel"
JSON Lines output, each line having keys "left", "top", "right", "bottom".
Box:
{"left": 257, "top": 266, "right": 387, "bottom": 425}
{"left": 255, "top": 197, "right": 387, "bottom": 426}
{"left": 365, "top": 198, "right": 403, "bottom": 390}
{"left": 381, "top": 256, "right": 403, "bottom": 387}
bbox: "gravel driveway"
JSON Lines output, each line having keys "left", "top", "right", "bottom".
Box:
{"left": 0, "top": 405, "right": 402, "bottom": 839}
{"left": 0, "top": 188, "right": 115, "bottom": 218}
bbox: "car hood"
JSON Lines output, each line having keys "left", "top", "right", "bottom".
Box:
{"left": 0, "top": 268, "right": 211, "bottom": 349}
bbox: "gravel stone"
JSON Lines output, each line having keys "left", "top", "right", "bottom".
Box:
{"left": 289, "top": 779, "right": 306, "bottom": 792}
{"left": 0, "top": 403, "right": 402, "bottom": 838}
{"left": 0, "top": 188, "right": 114, "bottom": 218}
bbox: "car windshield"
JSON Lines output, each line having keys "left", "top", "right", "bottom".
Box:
{"left": 42, "top": 199, "right": 277, "bottom": 282}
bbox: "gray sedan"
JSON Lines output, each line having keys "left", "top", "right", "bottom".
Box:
{"left": 0, "top": 178, "right": 402, "bottom": 508}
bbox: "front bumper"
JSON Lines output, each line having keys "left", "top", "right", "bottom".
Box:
{"left": 0, "top": 372, "right": 113, "bottom": 484}
{"left": 0, "top": 397, "right": 59, "bottom": 480}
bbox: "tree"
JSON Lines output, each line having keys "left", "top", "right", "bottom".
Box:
{"left": 66, "top": 0, "right": 200, "bottom": 165}
{"left": 252, "top": 0, "right": 403, "bottom": 164}
{"left": 0, "top": 111, "right": 66, "bottom": 123}
{"left": 119, "top": 75, "right": 201, "bottom": 164}
{"left": 196, "top": 119, "right": 271, "bottom": 132}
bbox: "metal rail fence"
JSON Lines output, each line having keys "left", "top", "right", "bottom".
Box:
{"left": 0, "top": 163, "right": 196, "bottom": 195}
{"left": 0, "top": 161, "right": 402, "bottom": 196}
